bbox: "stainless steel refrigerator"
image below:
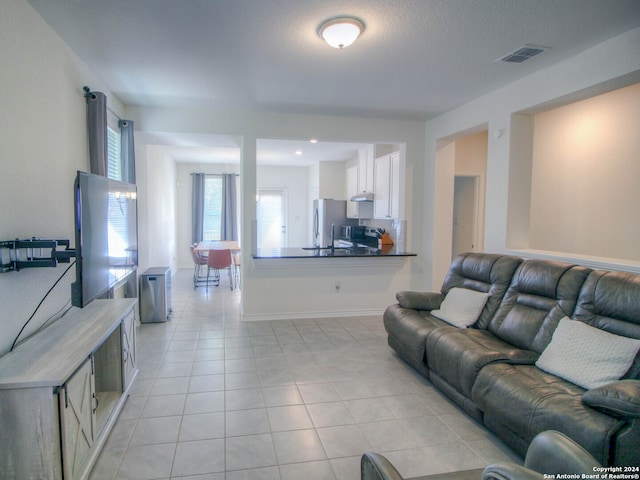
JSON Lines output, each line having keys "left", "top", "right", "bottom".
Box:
{"left": 312, "top": 199, "right": 355, "bottom": 248}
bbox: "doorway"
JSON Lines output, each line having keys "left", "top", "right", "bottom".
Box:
{"left": 433, "top": 130, "right": 488, "bottom": 285}
{"left": 256, "top": 189, "right": 287, "bottom": 252}
{"left": 452, "top": 176, "right": 479, "bottom": 258}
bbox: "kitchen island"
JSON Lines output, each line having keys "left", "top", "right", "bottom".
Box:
{"left": 253, "top": 245, "right": 416, "bottom": 259}
{"left": 245, "top": 243, "right": 418, "bottom": 322}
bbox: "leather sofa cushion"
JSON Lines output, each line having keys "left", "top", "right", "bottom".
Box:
{"left": 383, "top": 253, "right": 521, "bottom": 374}
{"left": 573, "top": 270, "right": 640, "bottom": 379}
{"left": 441, "top": 253, "right": 522, "bottom": 330}
{"left": 472, "top": 363, "right": 623, "bottom": 465}
{"left": 426, "top": 328, "right": 538, "bottom": 398}
{"left": 383, "top": 304, "right": 449, "bottom": 369}
{"left": 486, "top": 260, "right": 592, "bottom": 353}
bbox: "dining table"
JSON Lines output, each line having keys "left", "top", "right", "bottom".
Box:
{"left": 194, "top": 240, "right": 241, "bottom": 289}
{"left": 195, "top": 240, "right": 240, "bottom": 252}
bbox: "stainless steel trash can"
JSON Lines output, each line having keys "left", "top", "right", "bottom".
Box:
{"left": 140, "top": 267, "right": 172, "bottom": 323}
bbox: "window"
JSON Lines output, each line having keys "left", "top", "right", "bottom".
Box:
{"left": 107, "top": 126, "right": 122, "bottom": 181}
{"left": 106, "top": 125, "right": 133, "bottom": 264}
{"left": 203, "top": 176, "right": 223, "bottom": 240}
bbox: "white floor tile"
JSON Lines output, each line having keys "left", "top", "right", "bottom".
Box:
{"left": 88, "top": 268, "right": 521, "bottom": 480}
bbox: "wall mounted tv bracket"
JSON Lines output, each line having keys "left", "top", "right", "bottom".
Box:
{"left": 0, "top": 238, "right": 76, "bottom": 272}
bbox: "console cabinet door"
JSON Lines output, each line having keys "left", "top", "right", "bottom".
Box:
{"left": 121, "top": 309, "right": 137, "bottom": 390}
{"left": 59, "top": 358, "right": 95, "bottom": 480}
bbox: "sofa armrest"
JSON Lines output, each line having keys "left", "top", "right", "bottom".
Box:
{"left": 523, "top": 430, "right": 600, "bottom": 473}
{"left": 582, "top": 379, "right": 640, "bottom": 418}
{"left": 482, "top": 464, "right": 543, "bottom": 480}
{"left": 396, "top": 291, "right": 444, "bottom": 311}
{"left": 483, "top": 431, "right": 600, "bottom": 480}
{"left": 361, "top": 453, "right": 404, "bottom": 480}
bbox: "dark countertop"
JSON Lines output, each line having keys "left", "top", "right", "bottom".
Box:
{"left": 252, "top": 246, "right": 417, "bottom": 259}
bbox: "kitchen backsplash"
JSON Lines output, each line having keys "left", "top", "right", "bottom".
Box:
{"left": 360, "top": 219, "right": 405, "bottom": 249}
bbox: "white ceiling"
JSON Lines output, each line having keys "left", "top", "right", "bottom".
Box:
{"left": 137, "top": 132, "right": 368, "bottom": 166}
{"left": 27, "top": 0, "right": 640, "bottom": 164}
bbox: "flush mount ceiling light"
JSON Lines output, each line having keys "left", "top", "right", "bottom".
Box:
{"left": 317, "top": 16, "right": 365, "bottom": 49}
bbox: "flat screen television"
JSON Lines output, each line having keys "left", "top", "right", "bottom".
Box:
{"left": 71, "top": 171, "right": 138, "bottom": 308}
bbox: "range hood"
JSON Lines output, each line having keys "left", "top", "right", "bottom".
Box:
{"left": 350, "top": 192, "right": 374, "bottom": 202}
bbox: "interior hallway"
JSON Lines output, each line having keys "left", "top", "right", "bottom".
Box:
{"left": 89, "top": 269, "right": 521, "bottom": 479}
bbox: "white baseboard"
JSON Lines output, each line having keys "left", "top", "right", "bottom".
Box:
{"left": 241, "top": 308, "right": 384, "bottom": 322}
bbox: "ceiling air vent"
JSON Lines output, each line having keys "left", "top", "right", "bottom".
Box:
{"left": 497, "top": 44, "right": 549, "bottom": 63}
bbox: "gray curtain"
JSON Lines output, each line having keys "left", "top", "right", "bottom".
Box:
{"left": 192, "top": 173, "right": 205, "bottom": 244}
{"left": 119, "top": 119, "right": 136, "bottom": 184}
{"left": 221, "top": 174, "right": 238, "bottom": 241}
{"left": 86, "top": 91, "right": 108, "bottom": 176}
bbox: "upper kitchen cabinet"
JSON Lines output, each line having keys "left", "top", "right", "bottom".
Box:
{"left": 346, "top": 158, "right": 373, "bottom": 219}
{"left": 374, "top": 151, "right": 401, "bottom": 219}
{"left": 346, "top": 160, "right": 358, "bottom": 218}
{"left": 357, "top": 145, "right": 375, "bottom": 194}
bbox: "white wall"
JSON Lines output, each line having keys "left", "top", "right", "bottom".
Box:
{"left": 426, "top": 27, "right": 640, "bottom": 288}
{"left": 139, "top": 146, "right": 177, "bottom": 273}
{"left": 528, "top": 83, "right": 640, "bottom": 261}
{"left": 318, "top": 161, "right": 348, "bottom": 200}
{"left": 0, "top": 0, "right": 124, "bottom": 356}
{"left": 5, "top": 0, "right": 639, "bottom": 336}
{"left": 124, "top": 107, "right": 427, "bottom": 319}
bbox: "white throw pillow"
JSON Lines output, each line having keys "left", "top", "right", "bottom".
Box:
{"left": 431, "top": 287, "right": 490, "bottom": 328}
{"left": 536, "top": 317, "right": 640, "bottom": 390}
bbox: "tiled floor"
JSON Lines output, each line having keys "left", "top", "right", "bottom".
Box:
{"left": 89, "top": 269, "right": 522, "bottom": 480}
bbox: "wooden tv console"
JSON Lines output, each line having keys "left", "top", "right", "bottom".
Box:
{"left": 0, "top": 299, "right": 138, "bottom": 479}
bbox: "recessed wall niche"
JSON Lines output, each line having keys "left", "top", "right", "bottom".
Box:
{"left": 507, "top": 82, "right": 640, "bottom": 263}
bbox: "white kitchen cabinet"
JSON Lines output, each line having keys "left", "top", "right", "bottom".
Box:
{"left": 346, "top": 161, "right": 358, "bottom": 218}
{"left": 347, "top": 159, "right": 374, "bottom": 219}
{"left": 390, "top": 152, "right": 400, "bottom": 219}
{"left": 357, "top": 145, "right": 375, "bottom": 193}
{"left": 374, "top": 152, "right": 401, "bottom": 219}
{"left": 0, "top": 299, "right": 138, "bottom": 480}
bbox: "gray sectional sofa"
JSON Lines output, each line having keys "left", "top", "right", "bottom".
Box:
{"left": 383, "top": 252, "right": 640, "bottom": 467}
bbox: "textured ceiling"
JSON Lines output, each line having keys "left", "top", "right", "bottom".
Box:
{"left": 28, "top": 0, "right": 640, "bottom": 120}
{"left": 27, "top": 0, "right": 640, "bottom": 162}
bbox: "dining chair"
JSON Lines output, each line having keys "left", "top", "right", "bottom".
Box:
{"left": 190, "top": 244, "right": 209, "bottom": 289}
{"left": 206, "top": 249, "right": 233, "bottom": 290}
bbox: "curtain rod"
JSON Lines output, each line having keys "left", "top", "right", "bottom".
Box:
{"left": 191, "top": 173, "right": 239, "bottom": 176}
{"left": 107, "top": 106, "right": 122, "bottom": 122}
{"left": 82, "top": 85, "right": 123, "bottom": 122}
